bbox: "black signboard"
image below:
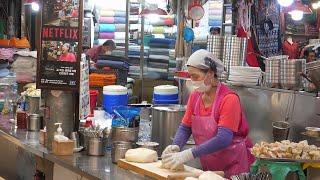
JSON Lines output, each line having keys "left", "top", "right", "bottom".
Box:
{"left": 37, "top": 0, "right": 82, "bottom": 91}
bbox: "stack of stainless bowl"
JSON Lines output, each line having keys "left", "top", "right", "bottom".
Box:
{"left": 265, "top": 55, "right": 288, "bottom": 88}
{"left": 222, "top": 36, "right": 247, "bottom": 75}
{"left": 207, "top": 35, "right": 224, "bottom": 60}
{"left": 280, "top": 59, "right": 303, "bottom": 90}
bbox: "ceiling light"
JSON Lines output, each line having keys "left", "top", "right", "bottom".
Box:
{"left": 31, "top": 2, "right": 39, "bottom": 12}
{"left": 277, "top": 0, "right": 294, "bottom": 7}
{"left": 289, "top": 10, "right": 304, "bottom": 21}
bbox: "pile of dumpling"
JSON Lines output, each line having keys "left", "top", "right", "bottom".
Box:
{"left": 252, "top": 140, "right": 320, "bottom": 160}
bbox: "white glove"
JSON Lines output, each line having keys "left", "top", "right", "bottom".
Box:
{"left": 161, "top": 145, "right": 180, "bottom": 158}
{"left": 162, "top": 149, "right": 194, "bottom": 170}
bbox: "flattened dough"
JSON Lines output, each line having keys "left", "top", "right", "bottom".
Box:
{"left": 125, "top": 148, "right": 158, "bottom": 163}
{"left": 160, "top": 160, "right": 185, "bottom": 171}
{"left": 199, "top": 171, "right": 225, "bottom": 180}
{"left": 184, "top": 177, "right": 198, "bottom": 180}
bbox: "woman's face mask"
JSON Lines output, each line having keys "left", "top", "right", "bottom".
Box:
{"left": 187, "top": 66, "right": 217, "bottom": 93}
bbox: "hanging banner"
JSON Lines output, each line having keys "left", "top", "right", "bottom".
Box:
{"left": 37, "top": 0, "right": 82, "bottom": 91}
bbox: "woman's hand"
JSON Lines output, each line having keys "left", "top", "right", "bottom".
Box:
{"left": 161, "top": 149, "right": 194, "bottom": 170}
{"left": 161, "top": 145, "right": 180, "bottom": 158}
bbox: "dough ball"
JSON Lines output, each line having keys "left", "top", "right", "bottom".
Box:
{"left": 125, "top": 148, "right": 158, "bottom": 163}
{"left": 199, "top": 171, "right": 225, "bottom": 180}
{"left": 185, "top": 177, "right": 198, "bottom": 180}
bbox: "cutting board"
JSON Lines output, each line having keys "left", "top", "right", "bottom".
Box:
{"left": 118, "top": 159, "right": 224, "bottom": 180}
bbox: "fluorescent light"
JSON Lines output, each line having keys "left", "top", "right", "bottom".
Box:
{"left": 289, "top": 10, "right": 304, "bottom": 21}
{"left": 277, "top": 0, "right": 294, "bottom": 7}
{"left": 31, "top": 2, "right": 39, "bottom": 12}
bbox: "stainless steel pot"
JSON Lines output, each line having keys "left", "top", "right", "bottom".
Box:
{"left": 111, "top": 127, "right": 139, "bottom": 142}
{"left": 151, "top": 105, "right": 186, "bottom": 153}
{"left": 27, "top": 114, "right": 43, "bottom": 131}
{"left": 111, "top": 141, "right": 133, "bottom": 164}
{"left": 88, "top": 137, "right": 105, "bottom": 156}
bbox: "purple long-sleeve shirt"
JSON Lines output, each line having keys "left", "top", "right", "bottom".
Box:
{"left": 173, "top": 124, "right": 233, "bottom": 158}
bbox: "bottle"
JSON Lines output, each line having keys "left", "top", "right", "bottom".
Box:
{"left": 54, "top": 123, "right": 64, "bottom": 136}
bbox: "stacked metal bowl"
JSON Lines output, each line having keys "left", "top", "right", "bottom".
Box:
{"left": 265, "top": 55, "right": 287, "bottom": 88}
{"left": 280, "top": 59, "right": 304, "bottom": 90}
{"left": 222, "top": 36, "right": 247, "bottom": 74}
{"left": 306, "top": 60, "right": 320, "bottom": 89}
{"left": 207, "top": 35, "right": 224, "bottom": 61}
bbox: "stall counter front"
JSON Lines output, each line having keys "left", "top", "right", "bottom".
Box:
{"left": 0, "top": 116, "right": 144, "bottom": 180}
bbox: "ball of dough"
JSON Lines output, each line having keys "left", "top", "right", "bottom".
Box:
{"left": 199, "top": 171, "right": 224, "bottom": 180}
{"left": 125, "top": 148, "right": 158, "bottom": 163}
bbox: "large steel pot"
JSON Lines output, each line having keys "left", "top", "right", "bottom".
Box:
{"left": 151, "top": 105, "right": 186, "bottom": 153}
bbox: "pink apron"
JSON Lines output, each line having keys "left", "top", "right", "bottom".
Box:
{"left": 191, "top": 83, "right": 255, "bottom": 178}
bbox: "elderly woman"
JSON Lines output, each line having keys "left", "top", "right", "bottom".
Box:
{"left": 59, "top": 43, "right": 76, "bottom": 62}
{"left": 161, "top": 49, "right": 255, "bottom": 178}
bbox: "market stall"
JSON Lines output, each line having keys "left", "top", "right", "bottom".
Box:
{"left": 1, "top": 0, "right": 320, "bottom": 179}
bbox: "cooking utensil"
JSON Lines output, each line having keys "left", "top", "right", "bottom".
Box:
{"left": 88, "top": 137, "right": 105, "bottom": 156}
{"left": 272, "top": 121, "right": 290, "bottom": 142}
{"left": 151, "top": 105, "right": 186, "bottom": 153}
{"left": 305, "top": 127, "right": 320, "bottom": 137}
{"left": 188, "top": 0, "right": 204, "bottom": 20}
{"left": 111, "top": 141, "right": 133, "bottom": 163}
{"left": 27, "top": 114, "right": 43, "bottom": 131}
{"left": 117, "top": 159, "right": 205, "bottom": 179}
{"left": 111, "top": 127, "right": 139, "bottom": 142}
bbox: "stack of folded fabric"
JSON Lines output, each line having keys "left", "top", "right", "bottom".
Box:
{"left": 96, "top": 0, "right": 127, "bottom": 47}
{"left": 89, "top": 73, "right": 116, "bottom": 87}
{"left": 227, "top": 66, "right": 262, "bottom": 86}
{"left": 148, "top": 38, "right": 175, "bottom": 79}
{"left": 168, "top": 50, "right": 176, "bottom": 80}
{"left": 208, "top": 1, "right": 223, "bottom": 27}
{"left": 11, "top": 50, "right": 37, "bottom": 82}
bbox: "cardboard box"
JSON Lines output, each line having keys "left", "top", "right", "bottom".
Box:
{"left": 52, "top": 140, "right": 74, "bottom": 156}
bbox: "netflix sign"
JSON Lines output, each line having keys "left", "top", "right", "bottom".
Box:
{"left": 42, "top": 26, "right": 79, "bottom": 41}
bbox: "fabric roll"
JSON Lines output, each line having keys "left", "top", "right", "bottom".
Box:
{"left": 130, "top": 8, "right": 139, "bottom": 15}
{"left": 97, "top": 39, "right": 125, "bottom": 45}
{"left": 99, "top": 24, "right": 116, "bottom": 32}
{"left": 99, "top": 17, "right": 115, "bottom": 24}
{"left": 209, "top": 10, "right": 222, "bottom": 15}
{"left": 96, "top": 60, "right": 130, "bottom": 70}
{"left": 149, "top": 48, "right": 170, "bottom": 55}
{"left": 114, "top": 32, "right": 126, "bottom": 40}
{"left": 208, "top": 20, "right": 222, "bottom": 27}
{"left": 100, "top": 10, "right": 115, "bottom": 17}
{"left": 152, "top": 27, "right": 165, "bottom": 34}
{"left": 115, "top": 24, "right": 126, "bottom": 32}
{"left": 99, "top": 32, "right": 115, "bottom": 39}
{"left": 114, "top": 11, "right": 126, "bottom": 17}
{"left": 114, "top": 17, "right": 126, "bottom": 24}
{"left": 149, "top": 54, "right": 170, "bottom": 60}
{"left": 149, "top": 38, "right": 176, "bottom": 45}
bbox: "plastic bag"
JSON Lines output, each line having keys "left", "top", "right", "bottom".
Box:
{"left": 112, "top": 106, "right": 140, "bottom": 127}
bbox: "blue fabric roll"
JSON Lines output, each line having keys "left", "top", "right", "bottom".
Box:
{"left": 99, "top": 24, "right": 116, "bottom": 32}
{"left": 96, "top": 59, "right": 130, "bottom": 70}
{"left": 208, "top": 20, "right": 222, "bottom": 27}
{"left": 149, "top": 38, "right": 176, "bottom": 45}
{"left": 114, "top": 11, "right": 126, "bottom": 17}
{"left": 114, "top": 17, "right": 126, "bottom": 24}
{"left": 149, "top": 42, "right": 175, "bottom": 49}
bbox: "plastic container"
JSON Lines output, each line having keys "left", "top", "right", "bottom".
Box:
{"left": 103, "top": 85, "right": 128, "bottom": 114}
{"left": 153, "top": 85, "right": 179, "bottom": 105}
{"left": 153, "top": 99, "right": 179, "bottom": 105}
{"left": 89, "top": 90, "right": 99, "bottom": 115}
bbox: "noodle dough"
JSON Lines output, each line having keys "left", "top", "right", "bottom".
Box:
{"left": 125, "top": 148, "right": 158, "bottom": 163}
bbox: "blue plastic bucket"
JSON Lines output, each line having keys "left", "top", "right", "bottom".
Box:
{"left": 153, "top": 93, "right": 179, "bottom": 101}
{"left": 103, "top": 85, "right": 128, "bottom": 114}
{"left": 153, "top": 99, "right": 179, "bottom": 105}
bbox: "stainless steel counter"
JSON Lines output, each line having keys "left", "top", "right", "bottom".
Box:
{"left": 0, "top": 116, "right": 144, "bottom": 180}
